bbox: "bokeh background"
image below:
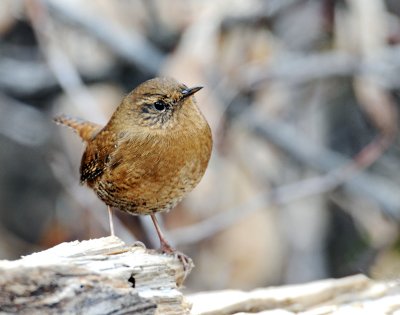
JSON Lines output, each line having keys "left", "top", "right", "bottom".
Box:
{"left": 1, "top": 0, "right": 400, "bottom": 292}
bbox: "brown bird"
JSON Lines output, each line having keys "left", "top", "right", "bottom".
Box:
{"left": 54, "top": 77, "right": 212, "bottom": 262}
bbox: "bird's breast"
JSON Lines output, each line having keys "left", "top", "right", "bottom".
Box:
{"left": 94, "top": 122, "right": 212, "bottom": 215}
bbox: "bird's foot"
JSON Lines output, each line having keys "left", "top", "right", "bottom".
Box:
{"left": 159, "top": 241, "right": 193, "bottom": 274}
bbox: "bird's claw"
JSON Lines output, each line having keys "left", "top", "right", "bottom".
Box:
{"left": 159, "top": 242, "right": 193, "bottom": 275}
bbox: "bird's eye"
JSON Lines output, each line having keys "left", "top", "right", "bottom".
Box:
{"left": 153, "top": 101, "right": 167, "bottom": 112}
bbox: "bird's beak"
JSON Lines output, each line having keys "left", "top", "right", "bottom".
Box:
{"left": 181, "top": 86, "right": 203, "bottom": 99}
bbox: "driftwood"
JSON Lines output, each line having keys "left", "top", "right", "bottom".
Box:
{"left": 189, "top": 274, "right": 400, "bottom": 315}
{"left": 0, "top": 237, "right": 192, "bottom": 315}
{"left": 1, "top": 237, "right": 399, "bottom": 314}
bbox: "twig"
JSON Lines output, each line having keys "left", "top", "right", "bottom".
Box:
{"left": 44, "top": 0, "right": 165, "bottom": 73}
{"left": 25, "top": 0, "right": 106, "bottom": 123}
{"left": 241, "top": 46, "right": 400, "bottom": 89}
{"left": 246, "top": 112, "right": 399, "bottom": 216}
{"left": 0, "top": 93, "right": 49, "bottom": 146}
{"left": 0, "top": 57, "right": 57, "bottom": 95}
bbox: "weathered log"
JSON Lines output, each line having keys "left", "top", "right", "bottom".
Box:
{"left": 2, "top": 236, "right": 399, "bottom": 314}
{"left": 0, "top": 236, "right": 192, "bottom": 315}
{"left": 189, "top": 274, "right": 400, "bottom": 314}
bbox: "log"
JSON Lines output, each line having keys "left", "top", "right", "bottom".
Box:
{"left": 189, "top": 274, "right": 400, "bottom": 314}
{"left": 0, "top": 236, "right": 192, "bottom": 315}
{"left": 1, "top": 237, "right": 399, "bottom": 314}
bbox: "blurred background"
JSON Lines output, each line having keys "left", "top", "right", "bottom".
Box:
{"left": 1, "top": 0, "right": 400, "bottom": 292}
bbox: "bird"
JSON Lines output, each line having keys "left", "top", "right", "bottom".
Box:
{"left": 54, "top": 77, "right": 212, "bottom": 265}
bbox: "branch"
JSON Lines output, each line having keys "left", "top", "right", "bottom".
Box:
{"left": 242, "top": 46, "right": 400, "bottom": 89}
{"left": 0, "top": 57, "right": 56, "bottom": 95}
{"left": 43, "top": 0, "right": 165, "bottom": 73}
{"left": 247, "top": 112, "right": 400, "bottom": 218}
{"left": 189, "top": 274, "right": 400, "bottom": 314}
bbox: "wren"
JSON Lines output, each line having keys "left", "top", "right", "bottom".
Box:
{"left": 54, "top": 77, "right": 212, "bottom": 263}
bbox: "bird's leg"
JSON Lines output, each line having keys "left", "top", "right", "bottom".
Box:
{"left": 108, "top": 206, "right": 115, "bottom": 236}
{"left": 150, "top": 214, "right": 192, "bottom": 272}
{"left": 150, "top": 214, "right": 174, "bottom": 253}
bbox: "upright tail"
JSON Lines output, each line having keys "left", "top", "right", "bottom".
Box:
{"left": 53, "top": 114, "right": 103, "bottom": 142}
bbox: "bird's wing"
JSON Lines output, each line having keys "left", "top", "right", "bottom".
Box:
{"left": 79, "top": 130, "right": 119, "bottom": 183}
{"left": 54, "top": 114, "right": 103, "bottom": 142}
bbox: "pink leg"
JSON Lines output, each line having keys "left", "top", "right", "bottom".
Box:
{"left": 150, "top": 214, "right": 174, "bottom": 253}
{"left": 150, "top": 214, "right": 192, "bottom": 273}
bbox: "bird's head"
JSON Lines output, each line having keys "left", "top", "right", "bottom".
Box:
{"left": 116, "top": 77, "right": 203, "bottom": 131}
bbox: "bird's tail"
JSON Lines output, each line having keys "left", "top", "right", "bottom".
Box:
{"left": 53, "top": 114, "right": 102, "bottom": 142}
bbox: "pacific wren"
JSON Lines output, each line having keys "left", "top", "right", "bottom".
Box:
{"left": 54, "top": 77, "right": 212, "bottom": 260}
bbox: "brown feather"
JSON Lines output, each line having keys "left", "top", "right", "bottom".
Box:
{"left": 53, "top": 115, "right": 102, "bottom": 142}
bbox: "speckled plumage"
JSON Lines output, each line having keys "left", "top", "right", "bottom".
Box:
{"left": 55, "top": 77, "right": 212, "bottom": 218}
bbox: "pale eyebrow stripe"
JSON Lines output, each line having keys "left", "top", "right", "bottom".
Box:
{"left": 142, "top": 92, "right": 165, "bottom": 98}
